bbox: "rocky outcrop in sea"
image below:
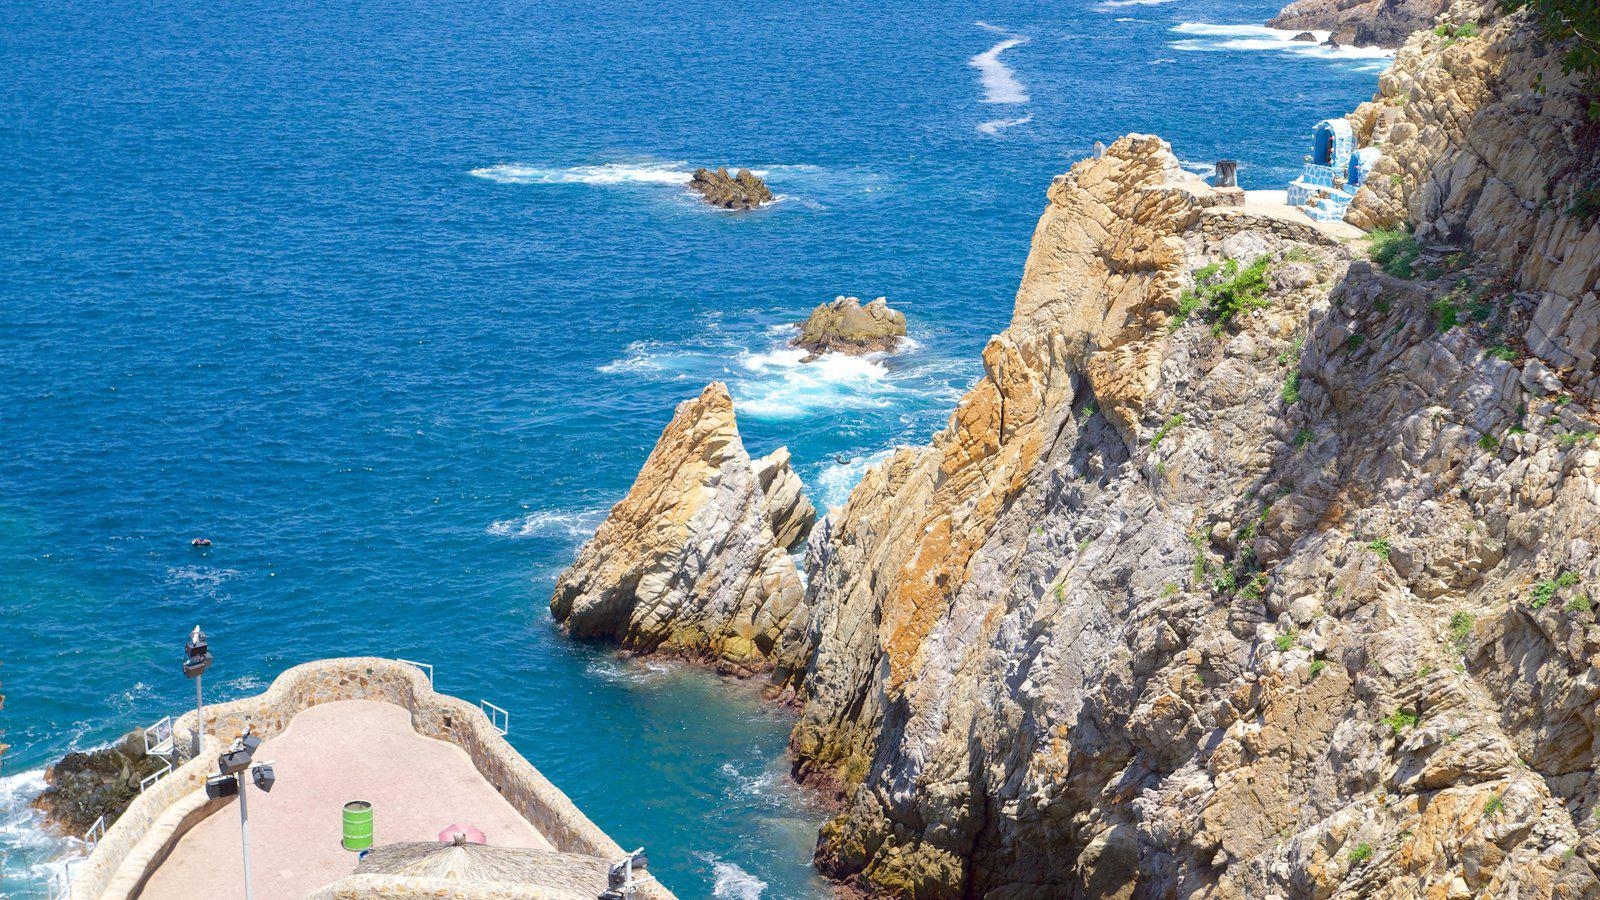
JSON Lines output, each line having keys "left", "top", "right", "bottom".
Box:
{"left": 33, "top": 732, "right": 166, "bottom": 835}
{"left": 550, "top": 382, "right": 814, "bottom": 676}
{"left": 688, "top": 167, "right": 774, "bottom": 210}
{"left": 1270, "top": 0, "right": 1448, "bottom": 47}
{"left": 792, "top": 296, "right": 907, "bottom": 361}
{"left": 557, "top": 1, "right": 1600, "bottom": 894}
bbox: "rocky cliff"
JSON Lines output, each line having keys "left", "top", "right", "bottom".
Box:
{"left": 551, "top": 382, "right": 814, "bottom": 676}
{"left": 558, "top": 2, "right": 1600, "bottom": 895}
{"left": 1270, "top": 0, "right": 1448, "bottom": 48}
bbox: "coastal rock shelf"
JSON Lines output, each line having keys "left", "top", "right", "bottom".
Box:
{"left": 1269, "top": 0, "right": 1448, "bottom": 47}
{"left": 551, "top": 382, "right": 814, "bottom": 676}
{"left": 551, "top": 0, "right": 1600, "bottom": 893}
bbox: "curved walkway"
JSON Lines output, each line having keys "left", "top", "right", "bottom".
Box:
{"left": 137, "top": 700, "right": 550, "bottom": 899}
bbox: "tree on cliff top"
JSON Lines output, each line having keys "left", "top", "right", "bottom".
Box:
{"left": 1504, "top": 0, "right": 1600, "bottom": 114}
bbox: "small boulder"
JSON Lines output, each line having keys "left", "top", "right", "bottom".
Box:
{"left": 1291, "top": 31, "right": 1318, "bottom": 41}
{"left": 688, "top": 167, "right": 774, "bottom": 210}
{"left": 792, "top": 296, "right": 907, "bottom": 361}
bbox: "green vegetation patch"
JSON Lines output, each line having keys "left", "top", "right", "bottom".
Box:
{"left": 1368, "top": 537, "right": 1393, "bottom": 559}
{"left": 1173, "top": 256, "right": 1274, "bottom": 334}
{"left": 1383, "top": 709, "right": 1420, "bottom": 732}
{"left": 1368, "top": 227, "right": 1422, "bottom": 278}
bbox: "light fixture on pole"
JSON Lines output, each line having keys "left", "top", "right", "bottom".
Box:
{"left": 600, "top": 848, "right": 649, "bottom": 899}
{"left": 183, "top": 626, "right": 212, "bottom": 755}
{"left": 205, "top": 727, "right": 276, "bottom": 900}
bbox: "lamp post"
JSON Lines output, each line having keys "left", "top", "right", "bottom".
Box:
{"left": 600, "top": 848, "right": 649, "bottom": 899}
{"left": 183, "top": 626, "right": 212, "bottom": 756}
{"left": 206, "top": 727, "right": 275, "bottom": 900}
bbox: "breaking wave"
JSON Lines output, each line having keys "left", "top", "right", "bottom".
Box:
{"left": 697, "top": 853, "right": 768, "bottom": 899}
{"left": 1170, "top": 23, "right": 1395, "bottom": 71}
{"left": 977, "top": 114, "right": 1033, "bottom": 135}
{"left": 970, "top": 23, "right": 1030, "bottom": 104}
{"left": 487, "top": 508, "right": 606, "bottom": 541}
{"left": 469, "top": 161, "right": 695, "bottom": 186}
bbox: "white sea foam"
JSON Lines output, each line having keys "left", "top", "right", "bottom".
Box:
{"left": 1171, "top": 23, "right": 1395, "bottom": 70}
{"left": 977, "top": 114, "right": 1033, "bottom": 135}
{"left": 0, "top": 768, "right": 81, "bottom": 887}
{"left": 1180, "top": 159, "right": 1217, "bottom": 179}
{"left": 697, "top": 853, "right": 768, "bottom": 899}
{"left": 811, "top": 447, "right": 895, "bottom": 513}
{"left": 734, "top": 347, "right": 893, "bottom": 420}
{"left": 585, "top": 657, "right": 674, "bottom": 686}
{"left": 970, "top": 23, "right": 1030, "bottom": 104}
{"left": 487, "top": 509, "right": 605, "bottom": 540}
{"left": 469, "top": 162, "right": 695, "bottom": 186}
{"left": 164, "top": 565, "right": 241, "bottom": 595}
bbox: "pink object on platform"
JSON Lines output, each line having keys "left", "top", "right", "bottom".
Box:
{"left": 438, "top": 824, "right": 486, "bottom": 844}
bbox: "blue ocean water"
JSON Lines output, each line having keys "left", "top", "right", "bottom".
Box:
{"left": 0, "top": 0, "right": 1385, "bottom": 895}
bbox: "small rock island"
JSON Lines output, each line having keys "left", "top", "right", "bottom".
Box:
{"left": 688, "top": 167, "right": 774, "bottom": 209}
{"left": 792, "top": 296, "right": 906, "bottom": 361}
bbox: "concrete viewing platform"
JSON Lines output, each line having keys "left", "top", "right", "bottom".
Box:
{"left": 65, "top": 658, "right": 675, "bottom": 900}
{"left": 1242, "top": 189, "right": 1366, "bottom": 241}
{"left": 138, "top": 700, "right": 552, "bottom": 898}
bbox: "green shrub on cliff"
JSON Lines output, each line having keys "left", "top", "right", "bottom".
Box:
{"left": 1503, "top": 0, "right": 1600, "bottom": 119}
{"left": 1368, "top": 227, "right": 1421, "bottom": 278}
{"left": 1175, "top": 256, "right": 1273, "bottom": 334}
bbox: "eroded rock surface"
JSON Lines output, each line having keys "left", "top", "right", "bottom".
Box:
{"left": 781, "top": 73, "right": 1600, "bottom": 896}
{"left": 688, "top": 167, "right": 774, "bottom": 210}
{"left": 34, "top": 732, "right": 165, "bottom": 835}
{"left": 1270, "top": 0, "right": 1447, "bottom": 47}
{"left": 551, "top": 382, "right": 812, "bottom": 675}
{"left": 554, "top": 3, "right": 1600, "bottom": 896}
{"left": 792, "top": 297, "right": 908, "bottom": 361}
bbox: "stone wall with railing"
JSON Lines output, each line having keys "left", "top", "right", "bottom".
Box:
{"left": 67, "top": 657, "right": 675, "bottom": 900}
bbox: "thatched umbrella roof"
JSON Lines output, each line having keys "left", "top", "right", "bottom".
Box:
{"left": 353, "top": 838, "right": 612, "bottom": 897}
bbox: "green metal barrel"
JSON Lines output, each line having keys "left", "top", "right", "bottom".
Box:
{"left": 341, "top": 800, "right": 373, "bottom": 851}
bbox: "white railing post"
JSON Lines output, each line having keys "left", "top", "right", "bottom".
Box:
{"left": 83, "top": 814, "right": 106, "bottom": 848}
{"left": 479, "top": 700, "right": 509, "bottom": 736}
{"left": 395, "top": 659, "right": 434, "bottom": 688}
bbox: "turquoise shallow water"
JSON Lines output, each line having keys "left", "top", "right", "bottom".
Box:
{"left": 0, "top": 0, "right": 1385, "bottom": 895}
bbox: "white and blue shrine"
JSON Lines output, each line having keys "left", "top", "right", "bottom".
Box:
{"left": 1286, "top": 118, "right": 1381, "bottom": 223}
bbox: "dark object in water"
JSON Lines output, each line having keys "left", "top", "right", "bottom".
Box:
{"left": 191, "top": 537, "right": 212, "bottom": 547}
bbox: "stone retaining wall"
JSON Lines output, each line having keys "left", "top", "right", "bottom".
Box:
{"left": 70, "top": 657, "right": 675, "bottom": 899}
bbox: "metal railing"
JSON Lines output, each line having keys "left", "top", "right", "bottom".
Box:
{"left": 142, "top": 715, "right": 174, "bottom": 758}
{"left": 83, "top": 815, "right": 106, "bottom": 849}
{"left": 139, "top": 758, "right": 173, "bottom": 794}
{"left": 47, "top": 862, "right": 75, "bottom": 900}
{"left": 479, "top": 700, "right": 509, "bottom": 736}
{"left": 395, "top": 658, "right": 434, "bottom": 688}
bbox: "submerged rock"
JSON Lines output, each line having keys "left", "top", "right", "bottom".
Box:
{"left": 688, "top": 167, "right": 774, "bottom": 210}
{"left": 792, "top": 296, "right": 907, "bottom": 361}
{"left": 551, "top": 382, "right": 814, "bottom": 676}
{"left": 34, "top": 732, "right": 165, "bottom": 835}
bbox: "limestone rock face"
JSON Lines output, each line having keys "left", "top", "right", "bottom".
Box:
{"left": 753, "top": 447, "right": 817, "bottom": 551}
{"left": 550, "top": 382, "right": 811, "bottom": 675}
{"left": 1344, "top": 0, "right": 1600, "bottom": 398}
{"left": 792, "top": 296, "right": 908, "bottom": 360}
{"left": 688, "top": 167, "right": 774, "bottom": 210}
{"left": 778, "top": 119, "right": 1600, "bottom": 897}
{"left": 1269, "top": 0, "right": 1448, "bottom": 47}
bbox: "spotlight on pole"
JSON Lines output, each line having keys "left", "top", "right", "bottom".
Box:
{"left": 251, "top": 763, "right": 275, "bottom": 793}
{"left": 183, "top": 625, "right": 213, "bottom": 754}
{"left": 205, "top": 774, "right": 240, "bottom": 800}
